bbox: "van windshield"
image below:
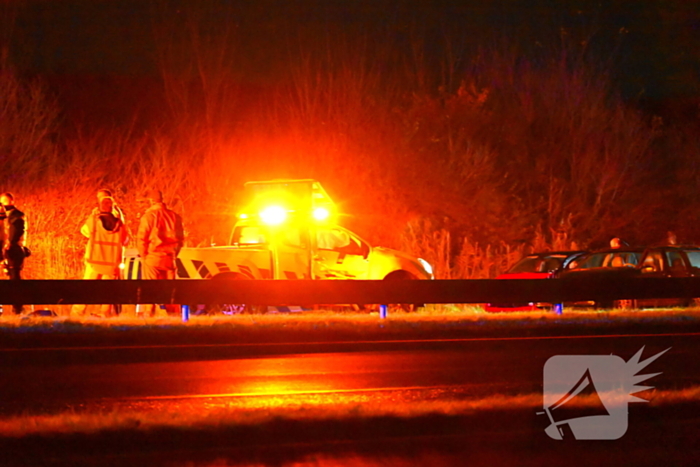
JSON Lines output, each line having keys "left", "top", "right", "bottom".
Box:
{"left": 231, "top": 226, "right": 307, "bottom": 248}
{"left": 232, "top": 226, "right": 268, "bottom": 245}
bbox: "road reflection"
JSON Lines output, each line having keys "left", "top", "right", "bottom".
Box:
{"left": 153, "top": 349, "right": 497, "bottom": 401}
{"left": 216, "top": 354, "right": 339, "bottom": 397}
{"left": 156, "top": 351, "right": 435, "bottom": 399}
{"left": 0, "top": 346, "right": 541, "bottom": 416}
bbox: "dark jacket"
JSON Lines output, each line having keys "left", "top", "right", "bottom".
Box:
{"left": 3, "top": 206, "right": 25, "bottom": 249}
{"left": 137, "top": 202, "right": 184, "bottom": 268}
{"left": 2, "top": 206, "right": 26, "bottom": 263}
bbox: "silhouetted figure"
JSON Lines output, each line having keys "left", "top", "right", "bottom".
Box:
{"left": 609, "top": 237, "right": 628, "bottom": 249}
{"left": 0, "top": 193, "right": 28, "bottom": 315}
{"left": 667, "top": 231, "right": 678, "bottom": 245}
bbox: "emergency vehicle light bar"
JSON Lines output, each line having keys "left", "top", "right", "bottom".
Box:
{"left": 259, "top": 205, "right": 288, "bottom": 225}
{"left": 240, "top": 204, "right": 332, "bottom": 225}
{"left": 240, "top": 179, "right": 337, "bottom": 225}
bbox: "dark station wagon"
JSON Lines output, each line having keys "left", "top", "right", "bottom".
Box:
{"left": 559, "top": 245, "right": 700, "bottom": 309}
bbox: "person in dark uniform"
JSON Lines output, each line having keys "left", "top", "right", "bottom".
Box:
{"left": 0, "top": 193, "right": 28, "bottom": 314}
{"left": 136, "top": 189, "right": 184, "bottom": 317}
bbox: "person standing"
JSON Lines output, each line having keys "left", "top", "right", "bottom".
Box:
{"left": 609, "top": 237, "right": 629, "bottom": 249}
{"left": 136, "top": 189, "right": 184, "bottom": 316}
{"left": 95, "top": 188, "right": 125, "bottom": 222}
{"left": 0, "top": 193, "right": 28, "bottom": 315}
{"left": 667, "top": 231, "right": 678, "bottom": 245}
{"left": 74, "top": 196, "right": 129, "bottom": 317}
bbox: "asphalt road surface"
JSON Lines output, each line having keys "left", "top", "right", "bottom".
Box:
{"left": 1, "top": 329, "right": 699, "bottom": 466}
{"left": 0, "top": 332, "right": 696, "bottom": 413}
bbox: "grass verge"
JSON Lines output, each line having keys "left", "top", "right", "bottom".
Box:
{"left": 1, "top": 385, "right": 698, "bottom": 438}
{"left": 1, "top": 306, "right": 700, "bottom": 348}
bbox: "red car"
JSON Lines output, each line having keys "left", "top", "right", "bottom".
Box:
{"left": 484, "top": 251, "right": 587, "bottom": 312}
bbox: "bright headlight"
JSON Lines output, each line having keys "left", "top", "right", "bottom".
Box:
{"left": 418, "top": 258, "right": 433, "bottom": 276}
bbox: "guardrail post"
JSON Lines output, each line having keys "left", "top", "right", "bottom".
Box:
{"left": 553, "top": 303, "right": 563, "bottom": 315}
{"left": 181, "top": 304, "right": 190, "bottom": 322}
{"left": 379, "top": 304, "right": 387, "bottom": 319}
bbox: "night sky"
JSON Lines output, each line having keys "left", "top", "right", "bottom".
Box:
{"left": 6, "top": 0, "right": 700, "bottom": 112}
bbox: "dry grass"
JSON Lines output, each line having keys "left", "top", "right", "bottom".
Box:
{"left": 1, "top": 305, "right": 698, "bottom": 332}
{"left": 0, "top": 385, "right": 696, "bottom": 438}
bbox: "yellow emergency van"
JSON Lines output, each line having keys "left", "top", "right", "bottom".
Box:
{"left": 173, "top": 179, "right": 434, "bottom": 282}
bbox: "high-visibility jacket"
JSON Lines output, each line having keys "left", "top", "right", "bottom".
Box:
{"left": 81, "top": 211, "right": 129, "bottom": 276}
{"left": 136, "top": 202, "right": 184, "bottom": 269}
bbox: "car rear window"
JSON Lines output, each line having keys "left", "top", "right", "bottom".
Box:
{"left": 684, "top": 250, "right": 700, "bottom": 268}
{"left": 508, "top": 256, "right": 539, "bottom": 273}
{"left": 508, "top": 255, "right": 568, "bottom": 273}
{"left": 574, "top": 251, "right": 642, "bottom": 269}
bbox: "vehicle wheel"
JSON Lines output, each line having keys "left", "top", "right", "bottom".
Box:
{"left": 383, "top": 270, "right": 423, "bottom": 312}
{"left": 209, "top": 273, "right": 267, "bottom": 314}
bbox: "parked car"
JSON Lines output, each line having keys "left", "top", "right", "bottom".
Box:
{"left": 484, "top": 251, "right": 587, "bottom": 312}
{"left": 559, "top": 245, "right": 700, "bottom": 309}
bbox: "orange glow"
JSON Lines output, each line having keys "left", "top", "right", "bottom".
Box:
{"left": 312, "top": 206, "right": 330, "bottom": 222}
{"left": 144, "top": 352, "right": 402, "bottom": 409}
{"left": 259, "top": 205, "right": 287, "bottom": 225}
{"left": 243, "top": 179, "right": 337, "bottom": 226}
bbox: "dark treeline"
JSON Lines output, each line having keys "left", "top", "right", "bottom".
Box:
{"left": 1, "top": 0, "right": 700, "bottom": 279}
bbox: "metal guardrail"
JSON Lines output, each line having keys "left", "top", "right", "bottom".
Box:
{"left": 0, "top": 277, "right": 699, "bottom": 305}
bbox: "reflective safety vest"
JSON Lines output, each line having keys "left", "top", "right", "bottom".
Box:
{"left": 81, "top": 213, "right": 129, "bottom": 276}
